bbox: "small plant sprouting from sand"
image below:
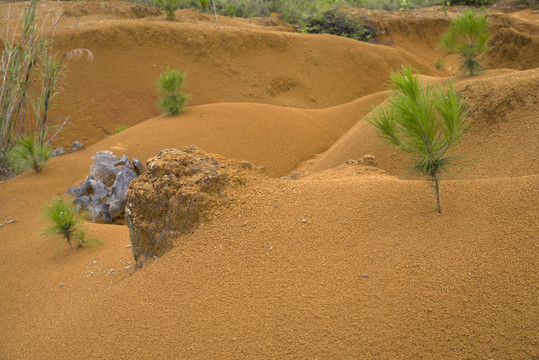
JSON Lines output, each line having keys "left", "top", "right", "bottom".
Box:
{"left": 440, "top": 10, "right": 490, "bottom": 76}
{"left": 42, "top": 196, "right": 102, "bottom": 249}
{"left": 435, "top": 58, "right": 444, "bottom": 70}
{"left": 154, "top": 0, "right": 180, "bottom": 20}
{"left": 157, "top": 67, "right": 191, "bottom": 115}
{"left": 367, "top": 64, "right": 469, "bottom": 213}
{"left": 400, "top": 0, "right": 412, "bottom": 15}
{"left": 115, "top": 125, "right": 128, "bottom": 133}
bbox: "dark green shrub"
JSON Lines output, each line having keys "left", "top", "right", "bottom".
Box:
{"left": 42, "top": 196, "right": 102, "bottom": 249}
{"left": 440, "top": 10, "right": 489, "bottom": 76}
{"left": 198, "top": 0, "right": 208, "bottom": 9}
{"left": 157, "top": 68, "right": 191, "bottom": 115}
{"left": 154, "top": 0, "right": 180, "bottom": 20}
{"left": 367, "top": 65, "right": 469, "bottom": 213}
{"left": 298, "top": 8, "right": 378, "bottom": 43}
{"left": 450, "top": 0, "right": 493, "bottom": 5}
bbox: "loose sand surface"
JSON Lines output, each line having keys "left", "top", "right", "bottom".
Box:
{"left": 0, "top": 2, "right": 537, "bottom": 359}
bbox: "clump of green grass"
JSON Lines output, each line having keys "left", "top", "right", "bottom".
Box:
{"left": 42, "top": 196, "right": 102, "bottom": 249}
{"left": 9, "top": 134, "right": 53, "bottom": 173}
{"left": 440, "top": 9, "right": 490, "bottom": 76}
{"left": 157, "top": 67, "right": 191, "bottom": 115}
{"left": 367, "top": 64, "right": 469, "bottom": 213}
{"left": 115, "top": 125, "right": 128, "bottom": 133}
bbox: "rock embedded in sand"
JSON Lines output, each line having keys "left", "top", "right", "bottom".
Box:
{"left": 358, "top": 155, "right": 377, "bottom": 167}
{"left": 52, "top": 147, "right": 67, "bottom": 157}
{"left": 125, "top": 147, "right": 245, "bottom": 267}
{"left": 69, "top": 141, "right": 85, "bottom": 153}
{"left": 68, "top": 151, "right": 138, "bottom": 223}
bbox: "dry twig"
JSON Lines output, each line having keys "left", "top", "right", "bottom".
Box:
{"left": 0, "top": 218, "right": 18, "bottom": 228}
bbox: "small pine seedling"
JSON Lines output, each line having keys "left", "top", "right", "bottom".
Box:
{"left": 367, "top": 64, "right": 469, "bottom": 213}
{"left": 154, "top": 0, "right": 180, "bottom": 21}
{"left": 42, "top": 196, "right": 102, "bottom": 249}
{"left": 157, "top": 67, "right": 191, "bottom": 115}
{"left": 435, "top": 58, "right": 444, "bottom": 70}
{"left": 440, "top": 10, "right": 490, "bottom": 76}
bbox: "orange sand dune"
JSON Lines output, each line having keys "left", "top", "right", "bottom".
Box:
{"left": 0, "top": 2, "right": 538, "bottom": 359}
{"left": 48, "top": 18, "right": 438, "bottom": 150}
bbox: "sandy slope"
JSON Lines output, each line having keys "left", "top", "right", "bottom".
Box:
{"left": 0, "top": 2, "right": 538, "bottom": 359}
{"left": 48, "top": 18, "right": 438, "bottom": 149}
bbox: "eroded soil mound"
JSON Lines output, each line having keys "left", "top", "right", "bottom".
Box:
{"left": 126, "top": 147, "right": 246, "bottom": 266}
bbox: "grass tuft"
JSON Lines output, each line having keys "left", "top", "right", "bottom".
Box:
{"left": 42, "top": 196, "right": 102, "bottom": 249}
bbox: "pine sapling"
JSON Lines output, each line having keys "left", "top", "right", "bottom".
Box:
{"left": 440, "top": 10, "right": 490, "bottom": 76}
{"left": 367, "top": 64, "right": 469, "bottom": 213}
{"left": 42, "top": 196, "right": 102, "bottom": 249}
{"left": 157, "top": 67, "right": 191, "bottom": 115}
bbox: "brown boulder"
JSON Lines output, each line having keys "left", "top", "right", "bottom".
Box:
{"left": 125, "top": 147, "right": 245, "bottom": 267}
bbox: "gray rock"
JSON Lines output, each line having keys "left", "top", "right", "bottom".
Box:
{"left": 67, "top": 151, "right": 141, "bottom": 223}
{"left": 108, "top": 167, "right": 137, "bottom": 220}
{"left": 90, "top": 151, "right": 118, "bottom": 186}
{"left": 115, "top": 155, "right": 132, "bottom": 169}
{"left": 52, "top": 147, "right": 67, "bottom": 157}
{"left": 66, "top": 186, "right": 79, "bottom": 196}
{"left": 69, "top": 141, "right": 85, "bottom": 153}
{"left": 132, "top": 158, "right": 145, "bottom": 176}
{"left": 74, "top": 177, "right": 112, "bottom": 223}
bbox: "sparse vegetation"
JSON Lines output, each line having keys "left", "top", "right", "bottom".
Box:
{"left": 116, "top": 125, "right": 128, "bottom": 133}
{"left": 440, "top": 10, "right": 490, "bottom": 76}
{"left": 157, "top": 68, "right": 191, "bottom": 115}
{"left": 400, "top": 0, "right": 412, "bottom": 14}
{"left": 298, "top": 8, "right": 378, "bottom": 43}
{"left": 9, "top": 134, "right": 53, "bottom": 173}
{"left": 441, "top": 1, "right": 449, "bottom": 16}
{"left": 125, "top": 0, "right": 488, "bottom": 23}
{"left": 42, "top": 196, "right": 101, "bottom": 249}
{"left": 154, "top": 0, "right": 181, "bottom": 20}
{"left": 435, "top": 57, "right": 444, "bottom": 69}
{"left": 367, "top": 65, "right": 468, "bottom": 213}
{"left": 451, "top": 0, "right": 492, "bottom": 5}
{"left": 0, "top": 0, "right": 92, "bottom": 178}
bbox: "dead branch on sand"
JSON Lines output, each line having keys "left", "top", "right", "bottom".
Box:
{"left": 0, "top": 217, "right": 18, "bottom": 228}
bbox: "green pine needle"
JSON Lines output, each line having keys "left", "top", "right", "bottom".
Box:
{"left": 367, "top": 64, "right": 469, "bottom": 212}
{"left": 42, "top": 196, "right": 102, "bottom": 249}
{"left": 157, "top": 68, "right": 191, "bottom": 115}
{"left": 440, "top": 10, "right": 490, "bottom": 76}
